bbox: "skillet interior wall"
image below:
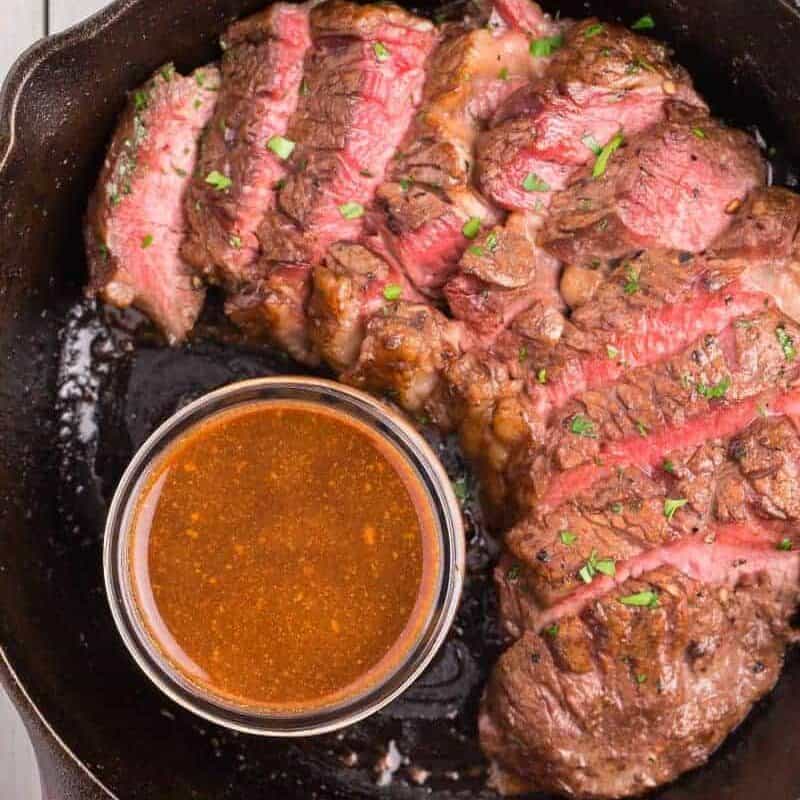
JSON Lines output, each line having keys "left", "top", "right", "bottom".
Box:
{"left": 0, "top": 0, "right": 799, "bottom": 798}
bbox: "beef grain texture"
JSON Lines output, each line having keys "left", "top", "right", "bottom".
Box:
{"left": 85, "top": 64, "right": 220, "bottom": 342}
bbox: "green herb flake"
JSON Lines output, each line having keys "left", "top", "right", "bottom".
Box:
{"left": 560, "top": 530, "right": 577, "bottom": 546}
{"left": 300, "top": 78, "right": 310, "bottom": 96}
{"left": 193, "top": 99, "right": 202, "bottom": 110}
{"left": 518, "top": 345, "right": 529, "bottom": 363}
{"left": 579, "top": 549, "right": 616, "bottom": 583}
{"left": 373, "top": 41, "right": 391, "bottom": 62}
{"left": 777, "top": 538, "right": 793, "bottom": 551}
{"left": 635, "top": 673, "right": 648, "bottom": 684}
{"left": 399, "top": 177, "right": 411, "bottom": 191}
{"left": 664, "top": 497, "right": 688, "bottom": 520}
{"left": 195, "top": 70, "right": 206, "bottom": 87}
{"left": 536, "top": 367, "right": 548, "bottom": 385}
{"left": 776, "top": 325, "right": 797, "bottom": 362}
{"left": 619, "top": 590, "right": 660, "bottom": 608}
{"left": 507, "top": 563, "right": 521, "bottom": 581}
{"left": 636, "top": 419, "right": 649, "bottom": 437}
{"left": 631, "top": 13, "right": 655, "bottom": 30}
{"left": 692, "top": 127, "right": 707, "bottom": 139}
{"left": 606, "top": 344, "right": 619, "bottom": 360}
{"left": 662, "top": 459, "right": 676, "bottom": 474}
{"left": 266, "top": 135, "right": 296, "bottom": 160}
{"left": 697, "top": 376, "right": 731, "bottom": 399}
{"left": 593, "top": 132, "right": 624, "bottom": 178}
{"left": 339, "top": 201, "right": 365, "bottom": 220}
{"left": 462, "top": 217, "right": 482, "bottom": 239}
{"left": 468, "top": 245, "right": 485, "bottom": 257}
{"left": 570, "top": 414, "right": 597, "bottom": 438}
{"left": 578, "top": 564, "right": 594, "bottom": 584}
{"left": 529, "top": 33, "right": 564, "bottom": 58}
{"left": 140, "top": 234, "right": 154, "bottom": 249}
{"left": 522, "top": 172, "right": 550, "bottom": 192}
{"left": 610, "top": 502, "right": 623, "bottom": 514}
{"left": 485, "top": 231, "right": 499, "bottom": 252}
{"left": 133, "top": 90, "right": 149, "bottom": 112}
{"left": 757, "top": 403, "right": 768, "bottom": 418}
{"left": 383, "top": 283, "right": 402, "bottom": 301}
{"left": 595, "top": 557, "right": 616, "bottom": 577}
{"left": 584, "top": 23, "right": 605, "bottom": 38}
{"left": 582, "top": 133, "right": 602, "bottom": 155}
{"left": 205, "top": 170, "right": 232, "bottom": 191}
{"left": 498, "top": 66, "right": 509, "bottom": 80}
{"left": 544, "top": 623, "right": 559, "bottom": 637}
{"left": 623, "top": 265, "right": 640, "bottom": 295}
{"left": 452, "top": 477, "right": 468, "bottom": 502}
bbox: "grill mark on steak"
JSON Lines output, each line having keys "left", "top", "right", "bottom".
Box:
{"left": 85, "top": 63, "right": 220, "bottom": 343}
{"left": 477, "top": 18, "right": 704, "bottom": 213}
{"left": 541, "top": 103, "right": 766, "bottom": 265}
{"left": 182, "top": 4, "right": 311, "bottom": 287}
{"left": 230, "top": 1, "right": 436, "bottom": 362}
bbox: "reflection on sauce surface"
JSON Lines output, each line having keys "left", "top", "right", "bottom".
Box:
{"left": 130, "top": 400, "right": 440, "bottom": 711}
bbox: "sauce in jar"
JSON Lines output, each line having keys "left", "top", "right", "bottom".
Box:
{"left": 129, "top": 400, "right": 440, "bottom": 711}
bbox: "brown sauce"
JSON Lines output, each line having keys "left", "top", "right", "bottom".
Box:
{"left": 129, "top": 400, "right": 440, "bottom": 711}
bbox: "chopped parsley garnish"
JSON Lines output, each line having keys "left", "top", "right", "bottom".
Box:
{"left": 635, "top": 419, "right": 649, "bottom": 437}
{"left": 485, "top": 231, "right": 499, "bottom": 251}
{"left": 373, "top": 41, "right": 390, "bottom": 61}
{"left": 664, "top": 497, "right": 688, "bottom": 520}
{"left": 582, "top": 133, "right": 602, "bottom": 155}
{"left": 205, "top": 170, "right": 232, "bottom": 191}
{"left": 544, "top": 623, "right": 559, "bottom": 637}
{"left": 776, "top": 325, "right": 797, "bottom": 361}
{"left": 507, "top": 563, "right": 521, "bottom": 581}
{"left": 697, "top": 376, "right": 731, "bottom": 399}
{"left": 195, "top": 70, "right": 206, "bottom": 87}
{"left": 339, "top": 201, "right": 365, "bottom": 220}
{"left": 777, "top": 538, "right": 793, "bottom": 551}
{"left": 631, "top": 13, "right": 655, "bottom": 30}
{"left": 584, "top": 23, "right": 605, "bottom": 38}
{"left": 133, "top": 90, "right": 149, "bottom": 111}
{"left": 140, "top": 234, "right": 153, "bottom": 249}
{"left": 570, "top": 414, "right": 597, "bottom": 438}
{"left": 757, "top": 403, "right": 768, "bottom": 418}
{"left": 635, "top": 673, "right": 648, "bottom": 684}
{"left": 468, "top": 245, "right": 484, "bottom": 256}
{"left": 193, "top": 99, "right": 202, "bottom": 109}
{"left": 606, "top": 344, "right": 619, "bottom": 359}
{"left": 619, "top": 590, "right": 659, "bottom": 608}
{"left": 266, "top": 135, "right": 295, "bottom": 160}
{"left": 452, "top": 477, "right": 468, "bottom": 502}
{"left": 662, "top": 459, "right": 676, "bottom": 474}
{"left": 462, "top": 217, "right": 482, "bottom": 239}
{"left": 593, "top": 132, "right": 624, "bottom": 178}
{"left": 529, "top": 33, "right": 564, "bottom": 57}
{"left": 522, "top": 172, "right": 550, "bottom": 192}
{"left": 498, "top": 66, "right": 509, "bottom": 80}
{"left": 399, "top": 177, "right": 411, "bottom": 191}
{"left": 383, "top": 283, "right": 402, "bottom": 301}
{"left": 536, "top": 367, "right": 548, "bottom": 385}
{"left": 692, "top": 127, "right": 707, "bottom": 139}
{"left": 518, "top": 345, "right": 529, "bottom": 363}
{"left": 579, "top": 549, "right": 616, "bottom": 583}
{"left": 300, "top": 78, "right": 310, "bottom": 96}
{"left": 229, "top": 234, "right": 242, "bottom": 249}
{"left": 560, "top": 530, "right": 577, "bottom": 546}
{"left": 623, "top": 265, "right": 640, "bottom": 295}
{"left": 610, "top": 502, "right": 623, "bottom": 514}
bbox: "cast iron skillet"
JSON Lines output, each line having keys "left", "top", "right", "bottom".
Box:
{"left": 2, "top": 1, "right": 800, "bottom": 798}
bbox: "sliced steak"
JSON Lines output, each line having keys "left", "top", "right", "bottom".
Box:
{"left": 308, "top": 241, "right": 421, "bottom": 372}
{"left": 374, "top": 3, "right": 552, "bottom": 293}
{"left": 85, "top": 64, "right": 220, "bottom": 343}
{"left": 481, "top": 561, "right": 799, "bottom": 799}
{"left": 233, "top": 1, "right": 436, "bottom": 361}
{"left": 477, "top": 18, "right": 704, "bottom": 212}
{"left": 182, "top": 4, "right": 311, "bottom": 286}
{"left": 541, "top": 103, "right": 765, "bottom": 265}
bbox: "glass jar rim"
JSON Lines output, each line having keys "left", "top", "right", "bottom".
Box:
{"left": 103, "top": 376, "right": 465, "bottom": 736}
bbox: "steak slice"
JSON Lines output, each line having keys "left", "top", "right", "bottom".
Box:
{"left": 308, "top": 241, "right": 422, "bottom": 372}
{"left": 481, "top": 560, "right": 799, "bottom": 799}
{"left": 182, "top": 4, "right": 311, "bottom": 286}
{"left": 477, "top": 18, "right": 704, "bottom": 213}
{"left": 85, "top": 64, "right": 220, "bottom": 343}
{"left": 373, "top": 3, "right": 552, "bottom": 294}
{"left": 232, "top": 0, "right": 436, "bottom": 361}
{"left": 541, "top": 103, "right": 765, "bottom": 265}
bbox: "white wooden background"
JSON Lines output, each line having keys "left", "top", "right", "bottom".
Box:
{"left": 2, "top": 4, "right": 111, "bottom": 798}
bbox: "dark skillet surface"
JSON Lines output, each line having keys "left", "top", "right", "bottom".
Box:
{"left": 1, "top": 1, "right": 800, "bottom": 798}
